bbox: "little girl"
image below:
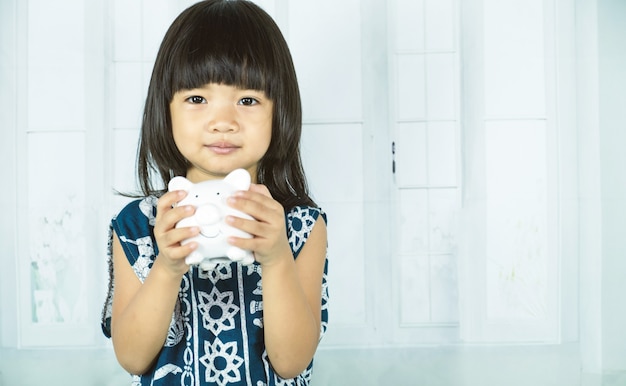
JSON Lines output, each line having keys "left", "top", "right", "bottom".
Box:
{"left": 100, "top": 1, "right": 329, "bottom": 385}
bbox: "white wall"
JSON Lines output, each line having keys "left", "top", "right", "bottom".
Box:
{"left": 576, "top": 0, "right": 626, "bottom": 375}
{"left": 596, "top": 0, "right": 626, "bottom": 372}
{"left": 1, "top": 0, "right": 626, "bottom": 382}
{"left": 0, "top": 0, "right": 19, "bottom": 348}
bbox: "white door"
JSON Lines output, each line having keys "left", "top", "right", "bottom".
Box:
{"left": 388, "top": 0, "right": 462, "bottom": 344}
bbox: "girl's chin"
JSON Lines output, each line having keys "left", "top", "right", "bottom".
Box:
{"left": 186, "top": 165, "right": 256, "bottom": 182}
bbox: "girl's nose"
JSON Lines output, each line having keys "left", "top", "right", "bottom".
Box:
{"left": 208, "top": 105, "right": 238, "bottom": 132}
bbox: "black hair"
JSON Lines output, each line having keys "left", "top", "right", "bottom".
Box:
{"left": 136, "top": 0, "right": 315, "bottom": 209}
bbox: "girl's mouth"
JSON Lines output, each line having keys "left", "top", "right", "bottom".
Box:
{"left": 206, "top": 141, "right": 239, "bottom": 155}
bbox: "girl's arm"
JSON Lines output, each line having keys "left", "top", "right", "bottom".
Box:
{"left": 111, "top": 191, "right": 200, "bottom": 375}
{"left": 261, "top": 219, "right": 327, "bottom": 378}
{"left": 226, "top": 185, "right": 327, "bottom": 378}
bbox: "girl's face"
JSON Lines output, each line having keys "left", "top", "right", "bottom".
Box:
{"left": 170, "top": 83, "right": 273, "bottom": 183}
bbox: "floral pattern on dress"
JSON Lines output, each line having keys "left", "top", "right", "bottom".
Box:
{"left": 101, "top": 199, "right": 328, "bottom": 386}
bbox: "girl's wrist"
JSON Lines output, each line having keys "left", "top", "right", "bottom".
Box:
{"left": 258, "top": 249, "right": 295, "bottom": 272}
{"left": 150, "top": 256, "right": 187, "bottom": 285}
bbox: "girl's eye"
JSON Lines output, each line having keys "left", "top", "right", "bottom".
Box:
{"left": 187, "top": 96, "right": 206, "bottom": 104}
{"left": 239, "top": 97, "right": 259, "bottom": 106}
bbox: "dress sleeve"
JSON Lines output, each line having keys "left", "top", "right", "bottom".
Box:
{"left": 286, "top": 206, "right": 327, "bottom": 259}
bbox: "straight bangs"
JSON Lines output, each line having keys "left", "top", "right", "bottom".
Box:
{"left": 164, "top": 2, "right": 281, "bottom": 101}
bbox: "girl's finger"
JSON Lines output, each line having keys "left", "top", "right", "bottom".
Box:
{"left": 229, "top": 190, "right": 282, "bottom": 222}
{"left": 165, "top": 240, "right": 199, "bottom": 261}
{"left": 156, "top": 190, "right": 187, "bottom": 221}
{"left": 160, "top": 204, "right": 196, "bottom": 230}
{"left": 159, "top": 226, "right": 200, "bottom": 250}
{"left": 156, "top": 191, "right": 196, "bottom": 228}
{"left": 248, "top": 183, "right": 272, "bottom": 198}
{"left": 226, "top": 214, "right": 266, "bottom": 236}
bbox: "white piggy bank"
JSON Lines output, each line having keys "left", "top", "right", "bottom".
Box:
{"left": 168, "top": 168, "right": 255, "bottom": 270}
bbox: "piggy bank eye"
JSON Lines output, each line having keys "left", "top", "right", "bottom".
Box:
{"left": 195, "top": 194, "right": 199, "bottom": 198}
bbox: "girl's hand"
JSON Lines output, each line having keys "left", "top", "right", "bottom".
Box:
{"left": 153, "top": 190, "right": 200, "bottom": 276}
{"left": 226, "top": 184, "right": 292, "bottom": 266}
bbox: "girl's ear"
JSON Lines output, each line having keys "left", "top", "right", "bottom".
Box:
{"left": 168, "top": 176, "right": 193, "bottom": 192}
{"left": 224, "top": 168, "right": 251, "bottom": 190}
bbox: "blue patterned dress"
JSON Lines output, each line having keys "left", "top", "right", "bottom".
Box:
{"left": 101, "top": 196, "right": 329, "bottom": 386}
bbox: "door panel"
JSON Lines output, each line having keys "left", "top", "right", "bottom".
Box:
{"left": 390, "top": 0, "right": 462, "bottom": 343}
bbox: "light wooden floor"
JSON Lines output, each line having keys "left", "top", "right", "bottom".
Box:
{"left": 0, "top": 343, "right": 623, "bottom": 385}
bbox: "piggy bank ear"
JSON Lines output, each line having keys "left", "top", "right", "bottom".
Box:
{"left": 168, "top": 176, "right": 193, "bottom": 192}
{"left": 224, "top": 168, "right": 251, "bottom": 190}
